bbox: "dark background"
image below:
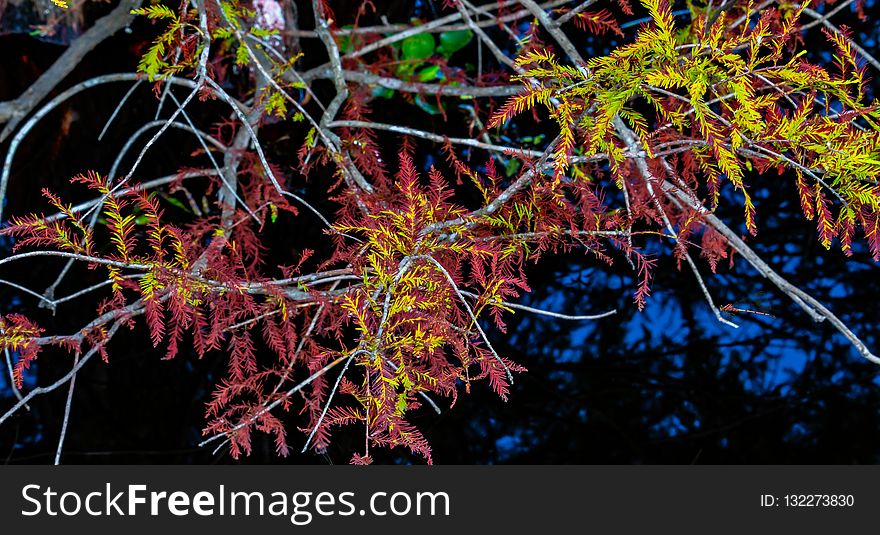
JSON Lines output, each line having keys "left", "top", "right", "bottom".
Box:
{"left": 1, "top": 0, "right": 879, "bottom": 464}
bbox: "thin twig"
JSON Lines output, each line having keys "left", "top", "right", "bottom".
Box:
{"left": 302, "top": 354, "right": 355, "bottom": 452}
{"left": 458, "top": 290, "right": 617, "bottom": 321}
{"left": 54, "top": 353, "right": 79, "bottom": 465}
{"left": 0, "top": 0, "right": 144, "bottom": 142}
{"left": 329, "top": 120, "right": 543, "bottom": 157}
{"left": 412, "top": 255, "right": 514, "bottom": 384}
{"left": 198, "top": 354, "right": 351, "bottom": 447}
{"left": 98, "top": 80, "right": 144, "bottom": 141}
{"left": 1, "top": 73, "right": 205, "bottom": 223}
{"left": 0, "top": 317, "right": 128, "bottom": 426}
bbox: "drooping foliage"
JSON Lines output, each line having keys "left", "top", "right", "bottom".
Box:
{"left": 492, "top": 0, "right": 880, "bottom": 255}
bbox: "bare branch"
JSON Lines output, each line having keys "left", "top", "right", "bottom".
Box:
{"left": 1, "top": 73, "right": 208, "bottom": 223}
{"left": 459, "top": 290, "right": 617, "bottom": 321}
{"left": 0, "top": 0, "right": 144, "bottom": 143}
{"left": 54, "top": 353, "right": 79, "bottom": 465}
{"left": 329, "top": 120, "right": 544, "bottom": 157}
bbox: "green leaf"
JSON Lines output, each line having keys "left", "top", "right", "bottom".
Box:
{"left": 504, "top": 158, "right": 521, "bottom": 177}
{"left": 138, "top": 39, "right": 167, "bottom": 81}
{"left": 437, "top": 30, "right": 472, "bottom": 57}
{"left": 163, "top": 196, "right": 189, "bottom": 212}
{"left": 416, "top": 65, "right": 443, "bottom": 82}
{"left": 305, "top": 127, "right": 317, "bottom": 148}
{"left": 372, "top": 86, "right": 395, "bottom": 99}
{"left": 213, "top": 27, "right": 232, "bottom": 40}
{"left": 402, "top": 33, "right": 435, "bottom": 61}
{"left": 393, "top": 63, "right": 417, "bottom": 78}
{"left": 235, "top": 44, "right": 250, "bottom": 66}
{"left": 250, "top": 28, "right": 279, "bottom": 39}
{"left": 336, "top": 25, "right": 356, "bottom": 54}
{"left": 265, "top": 91, "right": 288, "bottom": 118}
{"left": 130, "top": 5, "right": 176, "bottom": 20}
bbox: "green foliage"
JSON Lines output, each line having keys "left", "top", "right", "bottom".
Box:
{"left": 130, "top": 5, "right": 177, "bottom": 20}
{"left": 402, "top": 33, "right": 435, "bottom": 61}
{"left": 416, "top": 64, "right": 442, "bottom": 82}
{"left": 491, "top": 0, "right": 880, "bottom": 255}
{"left": 437, "top": 30, "right": 473, "bottom": 57}
{"left": 385, "top": 29, "right": 472, "bottom": 108}
{"left": 130, "top": 4, "right": 188, "bottom": 81}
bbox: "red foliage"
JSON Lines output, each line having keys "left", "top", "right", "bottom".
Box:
{"left": 2, "top": 0, "right": 879, "bottom": 466}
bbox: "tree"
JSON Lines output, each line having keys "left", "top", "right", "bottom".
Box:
{"left": 1, "top": 0, "right": 878, "bottom": 464}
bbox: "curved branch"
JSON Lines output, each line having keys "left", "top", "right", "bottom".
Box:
{"left": 301, "top": 67, "right": 522, "bottom": 97}
{"left": 0, "top": 0, "right": 144, "bottom": 142}
{"left": 0, "top": 73, "right": 208, "bottom": 223}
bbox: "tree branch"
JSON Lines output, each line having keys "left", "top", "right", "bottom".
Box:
{"left": 0, "top": 0, "right": 144, "bottom": 143}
